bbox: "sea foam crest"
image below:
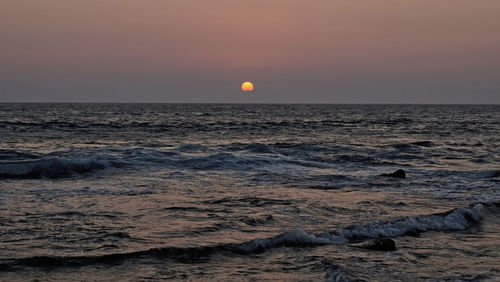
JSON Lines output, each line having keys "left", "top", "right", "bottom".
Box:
{"left": 235, "top": 228, "right": 340, "bottom": 254}
{"left": 328, "top": 203, "right": 489, "bottom": 241}
{"left": 237, "top": 203, "right": 493, "bottom": 253}
{"left": 0, "top": 203, "right": 496, "bottom": 271}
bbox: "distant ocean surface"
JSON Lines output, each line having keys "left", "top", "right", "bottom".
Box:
{"left": 0, "top": 103, "right": 498, "bottom": 281}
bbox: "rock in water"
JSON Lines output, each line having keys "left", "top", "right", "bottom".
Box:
{"left": 353, "top": 238, "right": 396, "bottom": 251}
{"left": 380, "top": 169, "right": 406, "bottom": 178}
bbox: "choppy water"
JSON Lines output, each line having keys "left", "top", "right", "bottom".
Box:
{"left": 0, "top": 103, "right": 498, "bottom": 281}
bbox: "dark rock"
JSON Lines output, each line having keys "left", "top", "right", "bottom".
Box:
{"left": 380, "top": 169, "right": 406, "bottom": 179}
{"left": 353, "top": 238, "right": 396, "bottom": 251}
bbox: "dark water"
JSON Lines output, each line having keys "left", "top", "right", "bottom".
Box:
{"left": 0, "top": 104, "right": 498, "bottom": 281}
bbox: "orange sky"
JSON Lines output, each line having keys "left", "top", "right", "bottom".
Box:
{"left": 1, "top": 0, "right": 499, "bottom": 102}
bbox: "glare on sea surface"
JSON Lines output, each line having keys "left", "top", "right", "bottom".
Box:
{"left": 241, "top": 81, "right": 254, "bottom": 91}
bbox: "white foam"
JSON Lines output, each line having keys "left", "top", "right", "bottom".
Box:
{"left": 232, "top": 203, "right": 495, "bottom": 255}
{"left": 237, "top": 228, "right": 341, "bottom": 253}
{"left": 328, "top": 203, "right": 488, "bottom": 241}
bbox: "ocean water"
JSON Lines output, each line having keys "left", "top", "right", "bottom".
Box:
{"left": 0, "top": 103, "right": 498, "bottom": 281}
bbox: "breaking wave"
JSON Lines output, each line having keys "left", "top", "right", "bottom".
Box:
{"left": 1, "top": 202, "right": 496, "bottom": 271}
{"left": 1, "top": 144, "right": 497, "bottom": 181}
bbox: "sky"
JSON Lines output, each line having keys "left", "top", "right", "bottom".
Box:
{"left": 1, "top": 0, "right": 499, "bottom": 103}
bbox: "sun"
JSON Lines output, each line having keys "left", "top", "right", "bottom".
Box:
{"left": 241, "top": 81, "right": 254, "bottom": 91}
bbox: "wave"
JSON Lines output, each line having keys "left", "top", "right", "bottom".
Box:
{"left": 429, "top": 169, "right": 500, "bottom": 179}
{"left": 0, "top": 121, "right": 82, "bottom": 128}
{"left": 240, "top": 214, "right": 274, "bottom": 226}
{"left": 0, "top": 157, "right": 111, "bottom": 179}
{"left": 391, "top": 141, "right": 435, "bottom": 150}
{"left": 1, "top": 144, "right": 496, "bottom": 180}
{"left": 203, "top": 196, "right": 292, "bottom": 207}
{"left": 329, "top": 202, "right": 496, "bottom": 241}
{"left": 0, "top": 146, "right": 328, "bottom": 179}
{"left": 325, "top": 265, "right": 360, "bottom": 282}
{"left": 1, "top": 202, "right": 496, "bottom": 271}
{"left": 0, "top": 119, "right": 368, "bottom": 131}
{"left": 226, "top": 142, "right": 330, "bottom": 154}
{"left": 174, "top": 144, "right": 208, "bottom": 152}
{"left": 0, "top": 149, "right": 39, "bottom": 161}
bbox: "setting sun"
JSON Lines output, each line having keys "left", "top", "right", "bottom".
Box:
{"left": 241, "top": 81, "right": 254, "bottom": 91}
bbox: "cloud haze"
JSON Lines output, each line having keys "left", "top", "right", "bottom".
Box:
{"left": 1, "top": 0, "right": 499, "bottom": 103}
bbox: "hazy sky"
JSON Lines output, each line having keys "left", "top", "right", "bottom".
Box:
{"left": 1, "top": 0, "right": 499, "bottom": 103}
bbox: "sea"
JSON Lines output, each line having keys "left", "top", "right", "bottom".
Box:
{"left": 0, "top": 103, "right": 498, "bottom": 281}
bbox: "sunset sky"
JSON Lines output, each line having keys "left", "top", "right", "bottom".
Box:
{"left": 1, "top": 0, "right": 499, "bottom": 103}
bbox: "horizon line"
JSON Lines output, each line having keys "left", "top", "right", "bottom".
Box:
{"left": 0, "top": 102, "right": 498, "bottom": 105}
